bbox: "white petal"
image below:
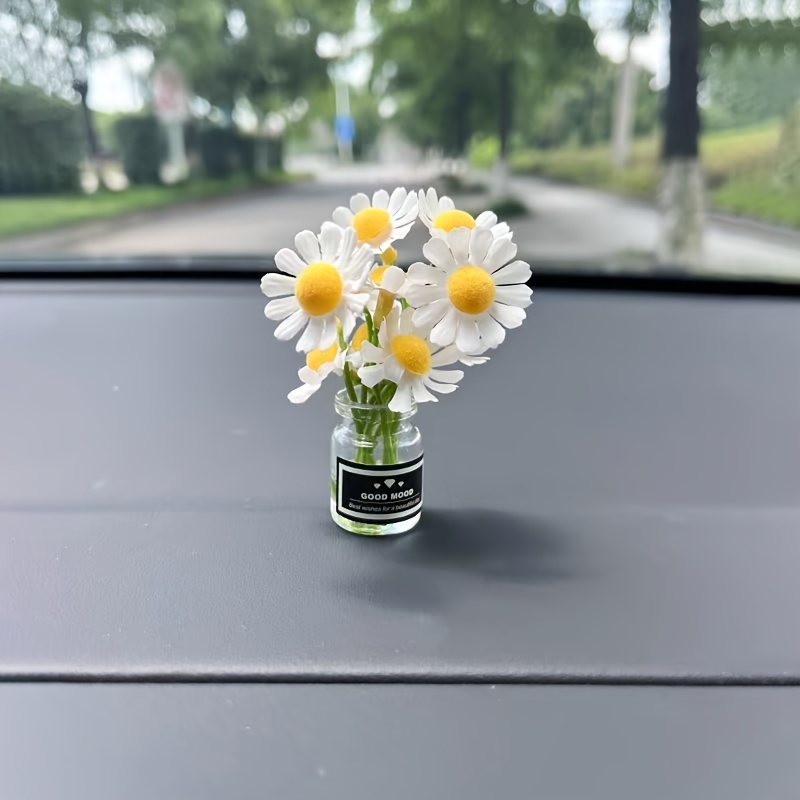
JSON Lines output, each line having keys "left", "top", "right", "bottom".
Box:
{"left": 423, "top": 237, "right": 458, "bottom": 272}
{"left": 332, "top": 207, "right": 354, "bottom": 228}
{"left": 388, "top": 376, "right": 414, "bottom": 413}
{"left": 384, "top": 355, "right": 405, "bottom": 383}
{"left": 319, "top": 222, "right": 343, "bottom": 261}
{"left": 475, "top": 210, "right": 498, "bottom": 228}
{"left": 384, "top": 307, "right": 400, "bottom": 340}
{"left": 274, "top": 309, "right": 307, "bottom": 341}
{"left": 350, "top": 193, "right": 370, "bottom": 213}
{"left": 370, "top": 189, "right": 388, "bottom": 209}
{"left": 424, "top": 187, "right": 439, "bottom": 214}
{"left": 295, "top": 230, "right": 321, "bottom": 264}
{"left": 494, "top": 284, "right": 532, "bottom": 307}
{"left": 274, "top": 248, "right": 305, "bottom": 276}
{"left": 298, "top": 365, "right": 324, "bottom": 386}
{"left": 428, "top": 367, "right": 463, "bottom": 383}
{"left": 468, "top": 228, "right": 493, "bottom": 265}
{"left": 260, "top": 272, "right": 296, "bottom": 297}
{"left": 491, "top": 259, "right": 532, "bottom": 285}
{"left": 405, "top": 283, "right": 446, "bottom": 307}
{"left": 318, "top": 318, "right": 338, "bottom": 351}
{"left": 358, "top": 363, "right": 386, "bottom": 388}
{"left": 412, "top": 299, "right": 450, "bottom": 330}
{"left": 345, "top": 291, "right": 371, "bottom": 314}
{"left": 492, "top": 222, "right": 512, "bottom": 239}
{"left": 447, "top": 227, "right": 471, "bottom": 266}
{"left": 264, "top": 295, "right": 299, "bottom": 320}
{"left": 399, "top": 306, "right": 414, "bottom": 333}
{"left": 476, "top": 313, "right": 507, "bottom": 348}
{"left": 390, "top": 221, "right": 415, "bottom": 241}
{"left": 388, "top": 187, "right": 406, "bottom": 214}
{"left": 484, "top": 237, "right": 518, "bottom": 272}
{"left": 408, "top": 262, "right": 447, "bottom": 285}
{"left": 429, "top": 307, "right": 459, "bottom": 347}
{"left": 460, "top": 354, "right": 490, "bottom": 366}
{"left": 440, "top": 195, "right": 455, "bottom": 211}
{"left": 380, "top": 266, "right": 406, "bottom": 294}
{"left": 360, "top": 341, "right": 386, "bottom": 364}
{"left": 424, "top": 379, "right": 458, "bottom": 394}
{"left": 339, "top": 307, "right": 356, "bottom": 339}
{"left": 411, "top": 378, "right": 437, "bottom": 404}
{"left": 288, "top": 382, "right": 321, "bottom": 404}
{"left": 430, "top": 344, "right": 462, "bottom": 367}
{"left": 490, "top": 303, "right": 526, "bottom": 329}
{"left": 296, "top": 316, "right": 324, "bottom": 352}
{"left": 399, "top": 191, "right": 418, "bottom": 217}
{"left": 455, "top": 316, "right": 482, "bottom": 354}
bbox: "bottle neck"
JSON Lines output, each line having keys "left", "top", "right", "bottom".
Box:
{"left": 334, "top": 390, "right": 417, "bottom": 426}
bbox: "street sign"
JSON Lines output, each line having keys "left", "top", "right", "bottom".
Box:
{"left": 335, "top": 114, "right": 355, "bottom": 144}
{"left": 152, "top": 61, "right": 190, "bottom": 124}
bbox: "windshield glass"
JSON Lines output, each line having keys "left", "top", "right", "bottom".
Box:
{"left": 0, "top": 0, "right": 798, "bottom": 277}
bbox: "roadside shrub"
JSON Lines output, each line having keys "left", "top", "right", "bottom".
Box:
{"left": 115, "top": 115, "right": 166, "bottom": 185}
{"left": 0, "top": 83, "right": 84, "bottom": 194}
{"left": 198, "top": 126, "right": 284, "bottom": 178}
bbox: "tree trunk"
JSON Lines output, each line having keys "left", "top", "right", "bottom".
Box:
{"left": 612, "top": 34, "right": 638, "bottom": 169}
{"left": 659, "top": 0, "right": 704, "bottom": 268}
{"left": 492, "top": 60, "right": 514, "bottom": 200}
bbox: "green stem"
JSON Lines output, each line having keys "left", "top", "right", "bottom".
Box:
{"left": 343, "top": 363, "right": 358, "bottom": 403}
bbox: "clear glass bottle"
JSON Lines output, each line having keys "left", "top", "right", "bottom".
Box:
{"left": 330, "top": 389, "right": 423, "bottom": 536}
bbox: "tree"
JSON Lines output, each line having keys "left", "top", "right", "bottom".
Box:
{"left": 371, "top": 0, "right": 594, "bottom": 187}
{"left": 659, "top": 0, "right": 703, "bottom": 267}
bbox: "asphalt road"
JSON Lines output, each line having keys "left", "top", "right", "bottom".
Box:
{"left": 2, "top": 162, "right": 798, "bottom": 277}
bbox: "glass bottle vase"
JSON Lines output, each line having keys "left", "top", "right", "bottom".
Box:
{"left": 330, "top": 389, "right": 423, "bottom": 536}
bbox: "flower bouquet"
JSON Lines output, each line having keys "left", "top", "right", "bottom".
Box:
{"left": 260, "top": 187, "right": 532, "bottom": 535}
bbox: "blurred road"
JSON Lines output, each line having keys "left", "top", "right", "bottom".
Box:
{"left": 1, "top": 162, "right": 798, "bottom": 277}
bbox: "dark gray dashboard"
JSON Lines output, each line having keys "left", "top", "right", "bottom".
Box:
{"left": 1, "top": 282, "right": 799, "bottom": 797}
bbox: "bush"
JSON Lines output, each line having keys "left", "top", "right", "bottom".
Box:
{"left": 114, "top": 115, "right": 166, "bottom": 185}
{"left": 0, "top": 83, "right": 84, "bottom": 195}
{"left": 197, "top": 126, "right": 284, "bottom": 178}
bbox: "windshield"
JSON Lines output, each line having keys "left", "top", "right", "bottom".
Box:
{"left": 0, "top": 0, "right": 798, "bottom": 278}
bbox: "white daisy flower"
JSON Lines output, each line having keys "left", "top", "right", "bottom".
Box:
{"left": 287, "top": 324, "right": 371, "bottom": 404}
{"left": 417, "top": 187, "right": 511, "bottom": 241}
{"left": 332, "top": 188, "right": 418, "bottom": 252}
{"left": 357, "top": 306, "right": 468, "bottom": 413}
{"left": 261, "top": 222, "right": 373, "bottom": 353}
{"left": 404, "top": 226, "right": 532, "bottom": 354}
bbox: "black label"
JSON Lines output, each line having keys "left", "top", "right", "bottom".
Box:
{"left": 336, "top": 454, "right": 423, "bottom": 523}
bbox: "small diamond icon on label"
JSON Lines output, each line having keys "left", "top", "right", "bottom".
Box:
{"left": 398, "top": 481, "right": 404, "bottom": 487}
{"left": 384, "top": 478, "right": 396, "bottom": 488}
{"left": 374, "top": 483, "right": 381, "bottom": 489}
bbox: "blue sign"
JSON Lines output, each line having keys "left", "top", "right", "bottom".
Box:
{"left": 335, "top": 115, "right": 355, "bottom": 143}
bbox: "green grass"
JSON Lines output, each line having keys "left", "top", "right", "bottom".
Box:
{"left": 504, "top": 122, "right": 800, "bottom": 227}
{"left": 0, "top": 172, "right": 296, "bottom": 240}
{"left": 711, "top": 179, "right": 800, "bottom": 228}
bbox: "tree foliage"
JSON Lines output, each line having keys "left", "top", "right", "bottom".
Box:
{"left": 371, "top": 0, "right": 595, "bottom": 155}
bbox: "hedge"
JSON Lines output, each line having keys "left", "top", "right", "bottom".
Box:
{"left": 197, "top": 126, "right": 283, "bottom": 178}
{"left": 114, "top": 115, "right": 167, "bottom": 185}
{"left": 0, "top": 83, "right": 85, "bottom": 195}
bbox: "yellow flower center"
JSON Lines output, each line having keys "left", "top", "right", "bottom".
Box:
{"left": 351, "top": 323, "right": 368, "bottom": 351}
{"left": 391, "top": 334, "right": 431, "bottom": 376}
{"left": 370, "top": 264, "right": 388, "bottom": 285}
{"left": 447, "top": 265, "right": 495, "bottom": 315}
{"left": 306, "top": 342, "right": 338, "bottom": 371}
{"left": 294, "top": 262, "right": 343, "bottom": 316}
{"left": 381, "top": 246, "right": 398, "bottom": 265}
{"left": 433, "top": 209, "right": 476, "bottom": 232}
{"left": 352, "top": 207, "right": 392, "bottom": 245}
